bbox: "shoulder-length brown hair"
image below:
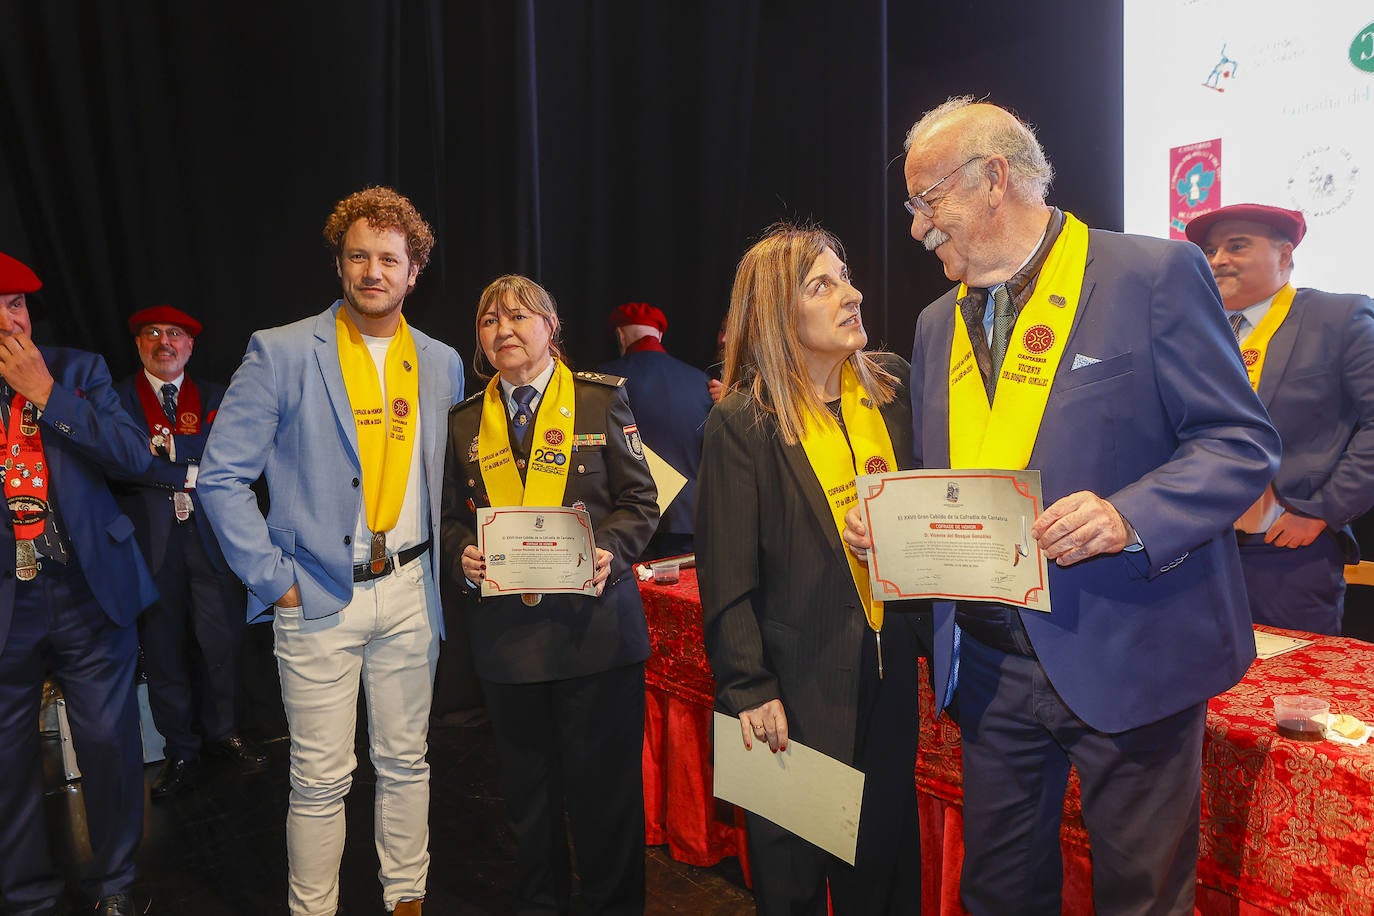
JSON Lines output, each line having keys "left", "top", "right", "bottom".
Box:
{"left": 723, "top": 223, "right": 897, "bottom": 444}
{"left": 472, "top": 274, "right": 567, "bottom": 380}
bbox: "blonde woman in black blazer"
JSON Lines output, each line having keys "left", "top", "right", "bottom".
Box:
{"left": 441, "top": 275, "right": 658, "bottom": 914}
{"left": 697, "top": 225, "right": 932, "bottom": 915}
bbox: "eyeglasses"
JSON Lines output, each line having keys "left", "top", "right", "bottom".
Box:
{"left": 902, "top": 156, "right": 984, "bottom": 218}
{"left": 138, "top": 326, "right": 188, "bottom": 342}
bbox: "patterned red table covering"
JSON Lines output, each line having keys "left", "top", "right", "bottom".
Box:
{"left": 640, "top": 575, "right": 1374, "bottom": 915}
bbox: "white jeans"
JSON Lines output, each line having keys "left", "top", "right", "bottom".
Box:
{"left": 273, "top": 553, "right": 439, "bottom": 916}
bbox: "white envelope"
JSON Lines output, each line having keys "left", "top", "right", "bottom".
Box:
{"left": 711, "top": 711, "right": 865, "bottom": 865}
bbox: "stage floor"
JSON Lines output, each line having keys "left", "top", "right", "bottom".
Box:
{"left": 38, "top": 710, "right": 754, "bottom": 914}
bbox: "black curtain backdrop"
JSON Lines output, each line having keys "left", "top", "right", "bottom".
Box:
{"left": 0, "top": 0, "right": 1123, "bottom": 389}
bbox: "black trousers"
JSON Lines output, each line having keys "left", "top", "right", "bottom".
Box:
{"left": 139, "top": 519, "right": 246, "bottom": 758}
{"left": 482, "top": 662, "right": 646, "bottom": 915}
{"left": 746, "top": 615, "right": 925, "bottom": 916}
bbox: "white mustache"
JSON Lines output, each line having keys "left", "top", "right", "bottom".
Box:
{"left": 923, "top": 228, "right": 950, "bottom": 252}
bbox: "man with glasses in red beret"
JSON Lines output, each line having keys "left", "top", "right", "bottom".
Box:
{"left": 0, "top": 251, "right": 159, "bottom": 916}
{"left": 599, "top": 302, "right": 714, "bottom": 558}
{"left": 114, "top": 305, "right": 267, "bottom": 800}
{"left": 1187, "top": 203, "right": 1374, "bottom": 635}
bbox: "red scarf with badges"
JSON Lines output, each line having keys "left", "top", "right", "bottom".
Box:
{"left": 1, "top": 392, "right": 49, "bottom": 538}
{"left": 134, "top": 373, "right": 208, "bottom": 435}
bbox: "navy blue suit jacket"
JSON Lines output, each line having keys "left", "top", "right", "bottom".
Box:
{"left": 913, "top": 231, "right": 1280, "bottom": 733}
{"left": 113, "top": 373, "right": 231, "bottom": 576}
{"left": 1250, "top": 288, "right": 1374, "bottom": 564}
{"left": 0, "top": 348, "right": 158, "bottom": 655}
{"left": 599, "top": 347, "right": 713, "bottom": 539}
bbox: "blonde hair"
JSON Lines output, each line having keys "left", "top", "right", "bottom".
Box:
{"left": 724, "top": 224, "right": 897, "bottom": 444}
{"left": 472, "top": 274, "right": 565, "bottom": 379}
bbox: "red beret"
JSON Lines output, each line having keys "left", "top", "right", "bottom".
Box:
{"left": 608, "top": 302, "right": 667, "bottom": 334}
{"left": 1185, "top": 203, "right": 1307, "bottom": 249}
{"left": 128, "top": 305, "right": 203, "bottom": 337}
{"left": 0, "top": 252, "right": 42, "bottom": 296}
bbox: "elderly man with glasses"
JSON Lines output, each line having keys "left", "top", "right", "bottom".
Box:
{"left": 846, "top": 97, "right": 1279, "bottom": 914}
{"left": 114, "top": 305, "right": 267, "bottom": 799}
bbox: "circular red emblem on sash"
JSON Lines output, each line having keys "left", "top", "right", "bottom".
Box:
{"left": 865, "top": 456, "right": 889, "bottom": 474}
{"left": 1022, "top": 325, "right": 1055, "bottom": 354}
{"left": 1242, "top": 348, "right": 1260, "bottom": 367}
{"left": 545, "top": 428, "right": 565, "bottom": 446}
{"left": 391, "top": 397, "right": 411, "bottom": 418}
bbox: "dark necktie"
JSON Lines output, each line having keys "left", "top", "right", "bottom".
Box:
{"left": 160, "top": 383, "right": 178, "bottom": 424}
{"left": 511, "top": 385, "right": 537, "bottom": 445}
{"left": 987, "top": 285, "right": 1017, "bottom": 396}
{"left": 1228, "top": 312, "right": 1245, "bottom": 342}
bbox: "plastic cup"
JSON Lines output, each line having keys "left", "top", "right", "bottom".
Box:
{"left": 1273, "top": 695, "right": 1329, "bottom": 741}
{"left": 651, "top": 560, "right": 680, "bottom": 585}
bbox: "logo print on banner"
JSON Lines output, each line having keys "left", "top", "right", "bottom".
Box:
{"left": 1201, "top": 43, "right": 1238, "bottom": 93}
{"left": 1242, "top": 348, "right": 1260, "bottom": 367}
{"left": 1168, "top": 138, "right": 1223, "bottom": 239}
{"left": 1023, "top": 325, "right": 1055, "bottom": 354}
{"left": 865, "top": 456, "right": 889, "bottom": 474}
{"left": 545, "top": 428, "right": 565, "bottom": 447}
{"left": 1350, "top": 21, "right": 1374, "bottom": 73}
{"left": 391, "top": 397, "right": 411, "bottom": 419}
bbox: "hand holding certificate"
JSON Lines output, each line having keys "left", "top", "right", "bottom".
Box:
{"left": 857, "top": 468, "right": 1052, "bottom": 613}
{"left": 477, "top": 506, "right": 599, "bottom": 599}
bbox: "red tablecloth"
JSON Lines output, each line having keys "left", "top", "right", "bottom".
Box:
{"left": 640, "top": 568, "right": 749, "bottom": 870}
{"left": 639, "top": 575, "right": 1374, "bottom": 915}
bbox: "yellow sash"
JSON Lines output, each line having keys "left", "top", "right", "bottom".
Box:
{"left": 477, "top": 360, "right": 577, "bottom": 506}
{"left": 798, "top": 362, "right": 898, "bottom": 632}
{"left": 335, "top": 308, "right": 419, "bottom": 535}
{"left": 948, "top": 213, "right": 1090, "bottom": 469}
{"left": 1237, "top": 283, "right": 1296, "bottom": 391}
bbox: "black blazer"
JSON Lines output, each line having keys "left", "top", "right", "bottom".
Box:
{"left": 696, "top": 353, "right": 924, "bottom": 764}
{"left": 441, "top": 370, "right": 660, "bottom": 684}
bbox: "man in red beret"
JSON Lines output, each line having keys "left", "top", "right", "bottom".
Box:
{"left": 1187, "top": 203, "right": 1374, "bottom": 635}
{"left": 0, "top": 252, "right": 159, "bottom": 916}
{"left": 600, "top": 302, "right": 714, "bottom": 558}
{"left": 113, "top": 305, "right": 266, "bottom": 800}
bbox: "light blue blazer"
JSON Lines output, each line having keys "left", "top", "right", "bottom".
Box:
{"left": 198, "top": 302, "right": 464, "bottom": 625}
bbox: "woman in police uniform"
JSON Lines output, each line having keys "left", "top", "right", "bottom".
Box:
{"left": 440, "top": 274, "right": 658, "bottom": 914}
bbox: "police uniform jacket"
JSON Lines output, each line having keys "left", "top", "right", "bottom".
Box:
{"left": 441, "top": 369, "right": 660, "bottom": 684}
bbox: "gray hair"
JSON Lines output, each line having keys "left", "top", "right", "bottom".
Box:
{"left": 904, "top": 96, "right": 1055, "bottom": 203}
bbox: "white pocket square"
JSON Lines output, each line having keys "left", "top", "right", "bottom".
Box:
{"left": 1070, "top": 354, "right": 1101, "bottom": 371}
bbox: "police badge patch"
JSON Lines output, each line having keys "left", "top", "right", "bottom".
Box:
{"left": 622, "top": 424, "right": 644, "bottom": 459}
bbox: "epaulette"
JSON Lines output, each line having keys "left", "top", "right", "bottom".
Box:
{"left": 573, "top": 370, "right": 626, "bottom": 388}
{"left": 451, "top": 390, "right": 485, "bottom": 413}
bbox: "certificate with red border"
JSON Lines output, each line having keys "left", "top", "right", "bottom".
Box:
{"left": 857, "top": 468, "right": 1051, "bottom": 613}
{"left": 477, "top": 506, "right": 598, "bottom": 598}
